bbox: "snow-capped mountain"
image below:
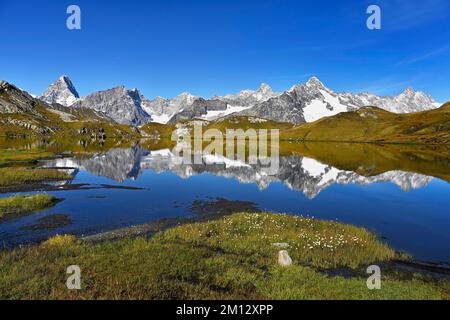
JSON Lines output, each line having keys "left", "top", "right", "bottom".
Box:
{"left": 40, "top": 76, "right": 80, "bottom": 106}
{"left": 216, "top": 83, "right": 280, "bottom": 107}
{"left": 180, "top": 83, "right": 281, "bottom": 122}
{"left": 340, "top": 87, "right": 441, "bottom": 114}
{"left": 168, "top": 98, "right": 229, "bottom": 124}
{"left": 72, "top": 86, "right": 152, "bottom": 126}
{"left": 240, "top": 77, "right": 441, "bottom": 124}
{"left": 39, "top": 75, "right": 441, "bottom": 126}
{"left": 142, "top": 92, "right": 197, "bottom": 124}
{"left": 241, "top": 77, "right": 343, "bottom": 124}
{"left": 142, "top": 83, "right": 279, "bottom": 124}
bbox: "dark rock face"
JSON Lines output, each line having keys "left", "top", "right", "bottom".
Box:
{"left": 168, "top": 98, "right": 228, "bottom": 123}
{"left": 73, "top": 86, "right": 152, "bottom": 126}
{"left": 243, "top": 93, "right": 307, "bottom": 124}
{"left": 196, "top": 98, "right": 228, "bottom": 112}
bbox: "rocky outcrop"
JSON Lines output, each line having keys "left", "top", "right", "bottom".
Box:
{"left": 142, "top": 93, "right": 197, "bottom": 124}
{"left": 168, "top": 98, "right": 228, "bottom": 124}
{"left": 0, "top": 80, "right": 46, "bottom": 119}
{"left": 0, "top": 117, "right": 53, "bottom": 135}
{"left": 216, "top": 83, "right": 280, "bottom": 107}
{"left": 72, "top": 86, "right": 152, "bottom": 126}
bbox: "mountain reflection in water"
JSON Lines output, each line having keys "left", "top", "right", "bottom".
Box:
{"left": 45, "top": 145, "right": 435, "bottom": 199}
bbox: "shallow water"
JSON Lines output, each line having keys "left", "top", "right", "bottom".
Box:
{"left": 0, "top": 142, "right": 449, "bottom": 263}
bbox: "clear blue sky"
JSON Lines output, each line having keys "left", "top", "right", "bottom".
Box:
{"left": 0, "top": 0, "right": 449, "bottom": 102}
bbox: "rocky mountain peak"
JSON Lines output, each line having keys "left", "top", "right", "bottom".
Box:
{"left": 258, "top": 83, "right": 272, "bottom": 92}
{"left": 403, "top": 87, "right": 415, "bottom": 96}
{"left": 72, "top": 85, "right": 151, "bottom": 126}
{"left": 306, "top": 76, "right": 325, "bottom": 89}
{"left": 111, "top": 85, "right": 127, "bottom": 92}
{"left": 41, "top": 75, "right": 80, "bottom": 107}
{"left": 176, "top": 92, "right": 197, "bottom": 102}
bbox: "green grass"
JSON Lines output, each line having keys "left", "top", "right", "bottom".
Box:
{"left": 0, "top": 168, "right": 72, "bottom": 187}
{"left": 158, "top": 213, "right": 396, "bottom": 269}
{"left": 0, "top": 213, "right": 448, "bottom": 300}
{"left": 0, "top": 194, "right": 58, "bottom": 220}
{"left": 282, "top": 104, "right": 450, "bottom": 145}
{"left": 140, "top": 122, "right": 176, "bottom": 139}
{"left": 205, "top": 116, "right": 294, "bottom": 132}
{"left": 0, "top": 148, "right": 55, "bottom": 166}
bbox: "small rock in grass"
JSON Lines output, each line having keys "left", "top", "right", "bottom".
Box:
{"left": 278, "top": 250, "right": 293, "bottom": 266}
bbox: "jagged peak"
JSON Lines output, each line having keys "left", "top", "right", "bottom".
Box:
{"left": 177, "top": 92, "right": 195, "bottom": 98}
{"left": 43, "top": 75, "right": 80, "bottom": 105}
{"left": 398, "top": 87, "right": 434, "bottom": 101}
{"left": 54, "top": 75, "right": 78, "bottom": 93}
{"left": 58, "top": 75, "right": 71, "bottom": 82}
{"left": 258, "top": 83, "right": 272, "bottom": 91}
{"left": 109, "top": 85, "right": 126, "bottom": 91}
{"left": 401, "top": 87, "right": 416, "bottom": 96}
{"left": 287, "top": 76, "right": 326, "bottom": 93}
{"left": 306, "top": 76, "right": 325, "bottom": 88}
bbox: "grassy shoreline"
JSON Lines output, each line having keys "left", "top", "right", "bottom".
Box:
{"left": 0, "top": 212, "right": 448, "bottom": 300}
{"left": 0, "top": 167, "right": 72, "bottom": 187}
{"left": 0, "top": 148, "right": 56, "bottom": 166}
{"left": 0, "top": 148, "right": 73, "bottom": 192}
{"left": 0, "top": 194, "right": 59, "bottom": 220}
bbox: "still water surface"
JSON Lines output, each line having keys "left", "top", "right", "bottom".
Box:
{"left": 0, "top": 143, "right": 449, "bottom": 262}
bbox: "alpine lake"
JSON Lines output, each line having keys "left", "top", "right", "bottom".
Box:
{"left": 0, "top": 138, "right": 449, "bottom": 265}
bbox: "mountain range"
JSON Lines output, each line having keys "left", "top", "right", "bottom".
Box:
{"left": 39, "top": 75, "right": 441, "bottom": 126}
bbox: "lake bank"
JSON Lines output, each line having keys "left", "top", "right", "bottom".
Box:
{"left": 1, "top": 212, "right": 448, "bottom": 300}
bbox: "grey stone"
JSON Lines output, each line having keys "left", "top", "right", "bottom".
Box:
{"left": 278, "top": 250, "right": 293, "bottom": 266}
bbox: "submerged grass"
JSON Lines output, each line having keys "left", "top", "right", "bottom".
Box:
{"left": 0, "top": 213, "right": 448, "bottom": 300}
{"left": 0, "top": 194, "right": 58, "bottom": 220}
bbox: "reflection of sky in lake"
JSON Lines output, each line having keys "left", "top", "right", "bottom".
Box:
{"left": 0, "top": 146, "right": 449, "bottom": 263}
